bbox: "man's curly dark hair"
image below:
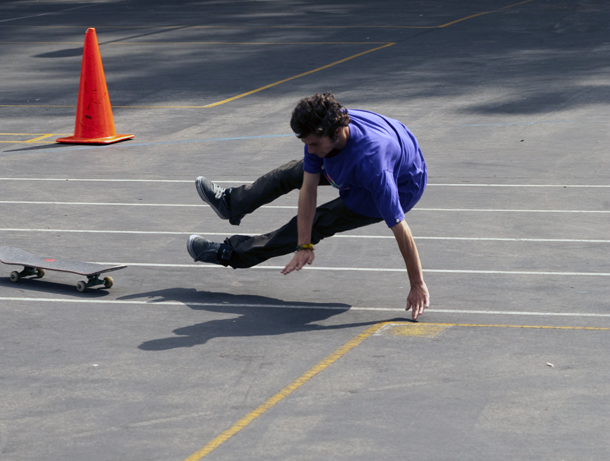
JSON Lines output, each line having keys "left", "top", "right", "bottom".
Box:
{"left": 290, "top": 92, "right": 351, "bottom": 139}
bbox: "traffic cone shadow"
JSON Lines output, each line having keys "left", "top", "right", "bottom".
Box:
{"left": 57, "top": 28, "right": 134, "bottom": 145}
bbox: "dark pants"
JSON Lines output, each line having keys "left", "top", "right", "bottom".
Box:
{"left": 221, "top": 159, "right": 382, "bottom": 268}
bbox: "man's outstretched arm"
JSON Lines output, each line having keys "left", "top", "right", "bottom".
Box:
{"left": 282, "top": 171, "right": 320, "bottom": 275}
{"left": 391, "top": 219, "right": 430, "bottom": 319}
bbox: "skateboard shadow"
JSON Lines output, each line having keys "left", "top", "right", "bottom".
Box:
{"left": 118, "top": 288, "right": 406, "bottom": 351}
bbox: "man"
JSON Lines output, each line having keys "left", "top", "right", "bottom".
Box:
{"left": 188, "top": 92, "right": 429, "bottom": 319}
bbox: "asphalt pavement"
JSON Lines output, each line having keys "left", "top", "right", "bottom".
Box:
{"left": 1, "top": 1, "right": 609, "bottom": 460}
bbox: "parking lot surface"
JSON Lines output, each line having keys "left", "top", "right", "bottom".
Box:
{"left": 1, "top": 1, "right": 609, "bottom": 459}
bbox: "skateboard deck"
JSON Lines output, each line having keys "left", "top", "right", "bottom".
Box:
{"left": 0, "top": 246, "right": 126, "bottom": 292}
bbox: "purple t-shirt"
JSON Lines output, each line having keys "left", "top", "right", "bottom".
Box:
{"left": 303, "top": 109, "right": 427, "bottom": 227}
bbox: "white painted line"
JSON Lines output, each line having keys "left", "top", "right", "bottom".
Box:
{"left": 1, "top": 201, "right": 608, "bottom": 213}
{"left": 0, "top": 201, "right": 293, "bottom": 209}
{"left": 422, "top": 269, "right": 610, "bottom": 276}
{"left": 429, "top": 184, "right": 610, "bottom": 188}
{"left": 429, "top": 309, "right": 610, "bottom": 317}
{"left": 76, "top": 262, "right": 610, "bottom": 277}
{"left": 1, "top": 258, "right": 597, "bottom": 276}
{"left": 0, "top": 200, "right": 202, "bottom": 207}
{"left": 1, "top": 297, "right": 609, "bottom": 317}
{"left": 1, "top": 228, "right": 609, "bottom": 243}
{"left": 340, "top": 236, "right": 610, "bottom": 243}
{"left": 0, "top": 178, "right": 194, "bottom": 183}
{"left": 411, "top": 236, "right": 610, "bottom": 243}
{"left": 414, "top": 208, "right": 610, "bottom": 213}
{"left": 1, "top": 178, "right": 608, "bottom": 188}
{"left": 0, "top": 228, "right": 195, "bottom": 235}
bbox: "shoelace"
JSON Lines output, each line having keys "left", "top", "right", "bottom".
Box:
{"left": 213, "top": 183, "right": 225, "bottom": 199}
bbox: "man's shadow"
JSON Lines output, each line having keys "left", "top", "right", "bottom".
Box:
{"left": 119, "top": 288, "right": 407, "bottom": 351}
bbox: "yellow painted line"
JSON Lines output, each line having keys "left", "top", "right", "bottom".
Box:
{"left": 438, "top": 0, "right": 537, "bottom": 28}
{"left": 184, "top": 319, "right": 606, "bottom": 459}
{"left": 187, "top": 25, "right": 434, "bottom": 29}
{"left": 204, "top": 42, "right": 396, "bottom": 108}
{"left": 112, "top": 105, "right": 205, "bottom": 109}
{"left": 126, "top": 41, "right": 387, "bottom": 45}
{"left": 0, "top": 105, "right": 74, "bottom": 108}
{"left": 1, "top": 1, "right": 539, "bottom": 113}
{"left": 0, "top": 25, "right": 439, "bottom": 31}
{"left": 24, "top": 134, "right": 55, "bottom": 143}
{"left": 0, "top": 104, "right": 207, "bottom": 109}
{"left": 0, "top": 103, "right": 208, "bottom": 109}
{"left": 438, "top": 323, "right": 610, "bottom": 331}
{"left": 184, "top": 321, "right": 389, "bottom": 461}
{"left": 377, "top": 322, "right": 610, "bottom": 332}
{"left": 1, "top": 133, "right": 56, "bottom": 135}
{"left": 0, "top": 141, "right": 54, "bottom": 144}
{"left": 377, "top": 323, "right": 449, "bottom": 337}
{"left": 0, "top": 43, "right": 396, "bottom": 111}
{"left": 0, "top": 1, "right": 539, "bottom": 35}
{"left": 0, "top": 25, "right": 432, "bottom": 30}
{"left": 0, "top": 104, "right": 188, "bottom": 109}
{"left": 0, "top": 133, "right": 69, "bottom": 143}
{"left": 0, "top": 41, "right": 84, "bottom": 44}
{"left": 1, "top": 41, "right": 389, "bottom": 45}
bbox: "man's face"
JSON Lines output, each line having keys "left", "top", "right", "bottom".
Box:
{"left": 300, "top": 133, "right": 337, "bottom": 158}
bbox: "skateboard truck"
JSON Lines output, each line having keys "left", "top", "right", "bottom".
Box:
{"left": 77, "top": 274, "right": 114, "bottom": 293}
{"left": 9, "top": 267, "right": 45, "bottom": 282}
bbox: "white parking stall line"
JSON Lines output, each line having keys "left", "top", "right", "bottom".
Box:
{"left": 415, "top": 208, "right": 610, "bottom": 213}
{"left": 0, "top": 178, "right": 195, "bottom": 183}
{"left": 1, "top": 228, "right": 609, "bottom": 244}
{"left": 57, "top": 262, "right": 607, "bottom": 277}
{"left": 1, "top": 297, "right": 609, "bottom": 318}
{"left": 0, "top": 255, "right": 604, "bottom": 276}
{"left": 1, "top": 178, "right": 609, "bottom": 188}
{"left": 0, "top": 201, "right": 294, "bottom": 209}
{"left": 1, "top": 200, "right": 609, "bottom": 213}
{"left": 429, "top": 184, "right": 610, "bottom": 188}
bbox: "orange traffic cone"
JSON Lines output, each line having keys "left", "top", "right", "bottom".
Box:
{"left": 57, "top": 28, "right": 133, "bottom": 144}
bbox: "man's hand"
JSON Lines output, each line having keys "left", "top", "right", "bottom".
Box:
{"left": 407, "top": 281, "right": 430, "bottom": 320}
{"left": 283, "top": 171, "right": 319, "bottom": 275}
{"left": 281, "top": 249, "right": 315, "bottom": 275}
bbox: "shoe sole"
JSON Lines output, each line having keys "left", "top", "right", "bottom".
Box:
{"left": 187, "top": 235, "right": 199, "bottom": 261}
{"left": 196, "top": 177, "right": 228, "bottom": 220}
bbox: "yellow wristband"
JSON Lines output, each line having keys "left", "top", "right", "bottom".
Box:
{"left": 296, "top": 244, "right": 314, "bottom": 251}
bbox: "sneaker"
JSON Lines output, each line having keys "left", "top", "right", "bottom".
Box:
{"left": 195, "top": 176, "right": 231, "bottom": 220}
{"left": 187, "top": 235, "right": 221, "bottom": 263}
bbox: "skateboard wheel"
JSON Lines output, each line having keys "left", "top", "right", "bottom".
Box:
{"left": 76, "top": 281, "right": 88, "bottom": 293}
{"left": 36, "top": 268, "right": 45, "bottom": 278}
{"left": 103, "top": 276, "right": 114, "bottom": 289}
{"left": 9, "top": 271, "right": 20, "bottom": 283}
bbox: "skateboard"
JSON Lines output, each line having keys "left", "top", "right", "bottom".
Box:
{"left": 0, "top": 246, "right": 127, "bottom": 293}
